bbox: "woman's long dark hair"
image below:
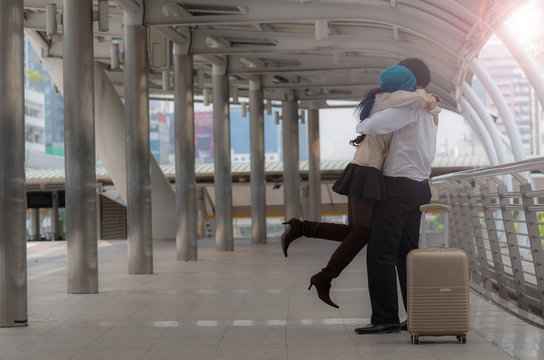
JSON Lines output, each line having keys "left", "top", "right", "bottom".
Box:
{"left": 350, "top": 87, "right": 384, "bottom": 146}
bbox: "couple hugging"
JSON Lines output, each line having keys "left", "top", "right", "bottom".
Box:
{"left": 282, "top": 58, "right": 439, "bottom": 334}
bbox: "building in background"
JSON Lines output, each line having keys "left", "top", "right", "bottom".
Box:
{"left": 195, "top": 111, "right": 214, "bottom": 164}
{"left": 149, "top": 100, "right": 172, "bottom": 165}
{"left": 24, "top": 88, "right": 45, "bottom": 153}
{"left": 229, "top": 107, "right": 286, "bottom": 163}
{"left": 472, "top": 0, "right": 544, "bottom": 157}
{"left": 24, "top": 33, "right": 317, "bottom": 168}
{"left": 24, "top": 35, "right": 65, "bottom": 157}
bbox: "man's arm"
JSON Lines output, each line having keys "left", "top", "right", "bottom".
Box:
{"left": 356, "top": 107, "right": 418, "bottom": 135}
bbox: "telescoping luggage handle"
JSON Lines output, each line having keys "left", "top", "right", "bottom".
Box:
{"left": 419, "top": 203, "right": 450, "bottom": 248}
{"left": 424, "top": 245, "right": 449, "bottom": 251}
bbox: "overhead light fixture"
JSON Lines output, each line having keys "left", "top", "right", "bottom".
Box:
{"left": 333, "top": 51, "right": 344, "bottom": 65}
{"left": 350, "top": 69, "right": 361, "bottom": 82}
{"left": 299, "top": 110, "right": 306, "bottom": 124}
{"left": 275, "top": 112, "right": 281, "bottom": 125}
{"left": 110, "top": 43, "right": 120, "bottom": 70}
{"left": 315, "top": 20, "right": 328, "bottom": 41}
{"left": 45, "top": 4, "right": 57, "bottom": 38}
{"left": 265, "top": 99, "right": 272, "bottom": 115}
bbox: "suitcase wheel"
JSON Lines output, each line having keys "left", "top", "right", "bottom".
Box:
{"left": 456, "top": 335, "right": 467, "bottom": 344}
{"left": 410, "top": 335, "right": 419, "bottom": 344}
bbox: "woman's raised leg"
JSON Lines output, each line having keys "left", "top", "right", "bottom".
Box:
{"left": 309, "top": 197, "right": 375, "bottom": 307}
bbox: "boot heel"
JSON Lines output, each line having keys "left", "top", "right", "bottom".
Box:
{"left": 280, "top": 218, "right": 303, "bottom": 257}
{"left": 308, "top": 273, "right": 339, "bottom": 308}
{"left": 308, "top": 282, "right": 313, "bottom": 291}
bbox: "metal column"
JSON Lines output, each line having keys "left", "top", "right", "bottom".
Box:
{"left": 462, "top": 82, "right": 507, "bottom": 164}
{"left": 282, "top": 98, "right": 301, "bottom": 221}
{"left": 32, "top": 209, "right": 40, "bottom": 241}
{"left": 249, "top": 78, "right": 267, "bottom": 244}
{"left": 0, "top": 0, "right": 27, "bottom": 326}
{"left": 477, "top": 181, "right": 508, "bottom": 299}
{"left": 518, "top": 181, "right": 544, "bottom": 310}
{"left": 174, "top": 48, "right": 197, "bottom": 261}
{"left": 212, "top": 63, "right": 234, "bottom": 251}
{"left": 496, "top": 25, "right": 544, "bottom": 109}
{"left": 63, "top": 0, "right": 98, "bottom": 293}
{"left": 124, "top": 12, "right": 153, "bottom": 273}
{"left": 307, "top": 106, "right": 321, "bottom": 221}
{"left": 459, "top": 98, "right": 499, "bottom": 166}
{"left": 496, "top": 180, "right": 528, "bottom": 310}
{"left": 469, "top": 59, "right": 525, "bottom": 161}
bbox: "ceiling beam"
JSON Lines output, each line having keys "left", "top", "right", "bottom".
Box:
{"left": 143, "top": 2, "right": 466, "bottom": 50}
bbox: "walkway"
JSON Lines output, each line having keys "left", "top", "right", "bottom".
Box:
{"left": 1, "top": 237, "right": 543, "bottom": 360}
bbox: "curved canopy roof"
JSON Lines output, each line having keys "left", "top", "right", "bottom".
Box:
{"left": 23, "top": 0, "right": 527, "bottom": 111}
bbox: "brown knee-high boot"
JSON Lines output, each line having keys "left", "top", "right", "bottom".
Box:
{"left": 281, "top": 218, "right": 351, "bottom": 257}
{"left": 309, "top": 226, "right": 371, "bottom": 308}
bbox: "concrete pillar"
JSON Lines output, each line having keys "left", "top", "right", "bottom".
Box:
{"left": 52, "top": 191, "right": 60, "bottom": 240}
{"left": 212, "top": 63, "right": 234, "bottom": 251}
{"left": 282, "top": 98, "right": 301, "bottom": 221}
{"left": 124, "top": 11, "right": 153, "bottom": 273}
{"left": 0, "top": 0, "right": 27, "bottom": 326}
{"left": 174, "top": 48, "right": 197, "bottom": 261}
{"left": 32, "top": 209, "right": 40, "bottom": 241}
{"left": 307, "top": 107, "right": 321, "bottom": 221}
{"left": 63, "top": 0, "right": 98, "bottom": 293}
{"left": 249, "top": 78, "right": 267, "bottom": 244}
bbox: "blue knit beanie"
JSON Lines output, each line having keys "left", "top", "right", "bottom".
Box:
{"left": 379, "top": 65, "right": 416, "bottom": 92}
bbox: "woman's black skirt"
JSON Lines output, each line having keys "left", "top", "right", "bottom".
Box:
{"left": 332, "top": 163, "right": 386, "bottom": 201}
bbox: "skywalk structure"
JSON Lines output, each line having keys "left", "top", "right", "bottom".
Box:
{"left": 2, "top": 0, "right": 543, "bottom": 327}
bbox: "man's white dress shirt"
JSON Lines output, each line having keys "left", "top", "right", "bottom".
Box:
{"left": 356, "top": 89, "right": 437, "bottom": 182}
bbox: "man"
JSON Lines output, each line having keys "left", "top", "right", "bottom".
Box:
{"left": 354, "top": 58, "right": 437, "bottom": 334}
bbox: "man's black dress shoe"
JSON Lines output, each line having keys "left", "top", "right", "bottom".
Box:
{"left": 400, "top": 320, "right": 407, "bottom": 331}
{"left": 354, "top": 323, "right": 401, "bottom": 334}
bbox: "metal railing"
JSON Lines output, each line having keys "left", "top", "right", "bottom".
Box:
{"left": 432, "top": 157, "right": 544, "bottom": 319}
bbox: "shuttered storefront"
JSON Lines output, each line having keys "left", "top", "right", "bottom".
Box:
{"left": 100, "top": 195, "right": 126, "bottom": 240}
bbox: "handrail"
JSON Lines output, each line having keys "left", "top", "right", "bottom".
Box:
{"left": 433, "top": 156, "right": 544, "bottom": 182}
{"left": 431, "top": 157, "right": 544, "bottom": 321}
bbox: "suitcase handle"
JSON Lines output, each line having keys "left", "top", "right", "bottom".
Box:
{"left": 420, "top": 204, "right": 450, "bottom": 247}
{"left": 424, "top": 245, "right": 449, "bottom": 251}
{"left": 420, "top": 203, "right": 450, "bottom": 212}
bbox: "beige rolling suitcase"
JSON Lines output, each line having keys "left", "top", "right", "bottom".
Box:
{"left": 407, "top": 204, "right": 469, "bottom": 344}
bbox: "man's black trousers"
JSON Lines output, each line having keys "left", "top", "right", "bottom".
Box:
{"left": 366, "top": 176, "right": 432, "bottom": 325}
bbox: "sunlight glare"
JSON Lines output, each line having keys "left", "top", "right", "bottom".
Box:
{"left": 504, "top": 1, "right": 541, "bottom": 47}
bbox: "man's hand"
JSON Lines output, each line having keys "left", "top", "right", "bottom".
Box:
{"left": 424, "top": 95, "right": 438, "bottom": 111}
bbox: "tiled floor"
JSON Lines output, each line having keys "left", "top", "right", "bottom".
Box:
{"left": 2, "top": 236, "right": 543, "bottom": 359}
